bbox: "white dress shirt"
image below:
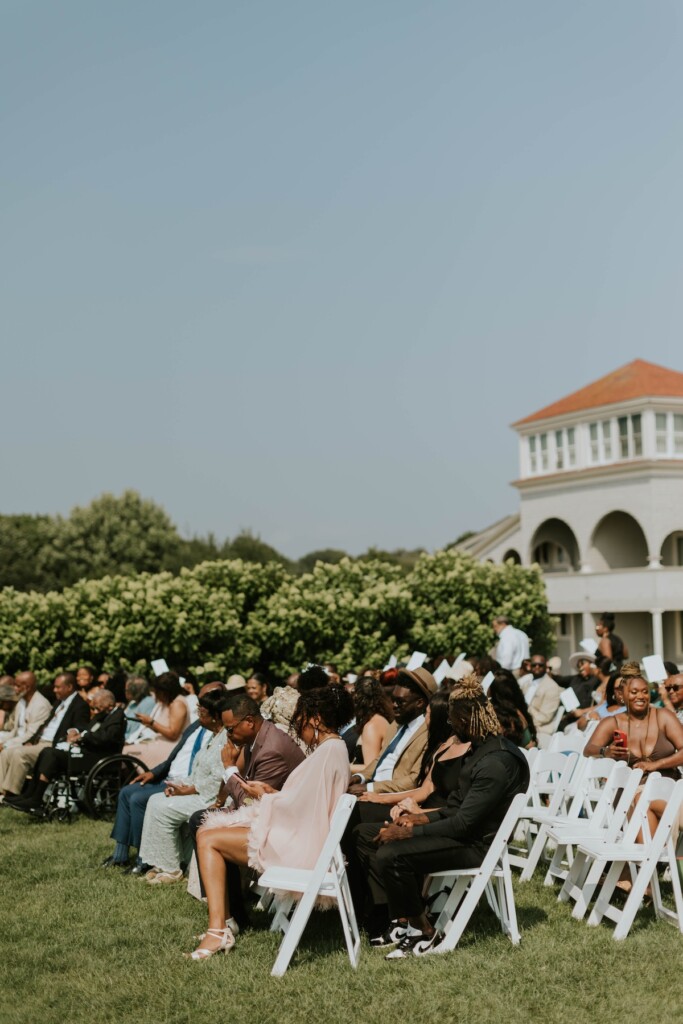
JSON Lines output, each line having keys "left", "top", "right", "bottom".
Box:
{"left": 41, "top": 691, "right": 78, "bottom": 743}
{"left": 496, "top": 625, "right": 526, "bottom": 671}
{"left": 367, "top": 713, "right": 426, "bottom": 791}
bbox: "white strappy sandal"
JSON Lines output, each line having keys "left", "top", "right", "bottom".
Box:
{"left": 184, "top": 926, "right": 235, "bottom": 960}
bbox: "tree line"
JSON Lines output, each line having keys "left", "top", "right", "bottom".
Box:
{"left": 0, "top": 491, "right": 453, "bottom": 593}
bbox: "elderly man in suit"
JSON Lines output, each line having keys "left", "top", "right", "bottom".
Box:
{"left": 10, "top": 689, "right": 125, "bottom": 815}
{"left": 1, "top": 672, "right": 90, "bottom": 801}
{"left": 0, "top": 671, "right": 52, "bottom": 753}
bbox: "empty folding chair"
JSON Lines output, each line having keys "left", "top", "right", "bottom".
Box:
{"left": 509, "top": 751, "right": 579, "bottom": 874}
{"left": 422, "top": 792, "right": 529, "bottom": 953}
{"left": 257, "top": 793, "right": 361, "bottom": 976}
{"left": 518, "top": 756, "right": 618, "bottom": 883}
{"left": 543, "top": 761, "right": 641, "bottom": 886}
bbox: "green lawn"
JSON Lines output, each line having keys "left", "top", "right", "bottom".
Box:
{"left": 1, "top": 810, "right": 681, "bottom": 1024}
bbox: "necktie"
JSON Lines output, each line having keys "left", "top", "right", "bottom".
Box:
{"left": 371, "top": 725, "right": 408, "bottom": 780}
{"left": 188, "top": 727, "right": 207, "bottom": 774}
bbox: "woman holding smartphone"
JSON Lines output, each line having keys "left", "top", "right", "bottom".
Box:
{"left": 585, "top": 674, "right": 683, "bottom": 778}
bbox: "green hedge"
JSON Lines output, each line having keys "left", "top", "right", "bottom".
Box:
{"left": 0, "top": 551, "right": 554, "bottom": 681}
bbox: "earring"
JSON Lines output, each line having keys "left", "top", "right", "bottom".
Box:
{"left": 313, "top": 726, "right": 319, "bottom": 743}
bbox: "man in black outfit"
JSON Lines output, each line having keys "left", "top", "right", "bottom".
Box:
{"left": 353, "top": 675, "right": 530, "bottom": 958}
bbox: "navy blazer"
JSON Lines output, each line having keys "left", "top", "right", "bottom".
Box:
{"left": 150, "top": 719, "right": 203, "bottom": 782}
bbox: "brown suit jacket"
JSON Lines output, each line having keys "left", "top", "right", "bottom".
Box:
{"left": 225, "top": 719, "right": 305, "bottom": 808}
{"left": 360, "top": 718, "right": 428, "bottom": 794}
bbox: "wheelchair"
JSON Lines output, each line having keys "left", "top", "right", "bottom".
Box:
{"left": 43, "top": 751, "right": 148, "bottom": 823}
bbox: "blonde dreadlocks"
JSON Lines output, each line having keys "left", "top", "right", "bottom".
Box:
{"left": 448, "top": 673, "right": 502, "bottom": 741}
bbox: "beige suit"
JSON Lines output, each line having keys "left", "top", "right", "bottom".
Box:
{"left": 360, "top": 719, "right": 428, "bottom": 794}
{"left": 528, "top": 675, "right": 563, "bottom": 749}
{"left": 0, "top": 691, "right": 51, "bottom": 748}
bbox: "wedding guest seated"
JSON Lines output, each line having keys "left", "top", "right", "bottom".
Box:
{"left": 659, "top": 673, "right": 683, "bottom": 725}
{"left": 185, "top": 692, "right": 307, "bottom": 912}
{"left": 11, "top": 689, "right": 125, "bottom": 815}
{"left": 75, "top": 664, "right": 101, "bottom": 702}
{"left": 123, "top": 676, "right": 155, "bottom": 740}
{"left": 102, "top": 681, "right": 225, "bottom": 872}
{"left": 186, "top": 685, "right": 352, "bottom": 959}
{"left": 139, "top": 690, "right": 228, "bottom": 884}
{"left": 2, "top": 673, "right": 90, "bottom": 802}
{"left": 358, "top": 692, "right": 467, "bottom": 817}
{"left": 348, "top": 667, "right": 435, "bottom": 796}
{"left": 123, "top": 671, "right": 190, "bottom": 767}
{"left": 245, "top": 673, "right": 270, "bottom": 705}
{"left": 0, "top": 672, "right": 52, "bottom": 752}
{"left": 488, "top": 670, "right": 537, "bottom": 748}
{"left": 355, "top": 675, "right": 530, "bottom": 957}
{"left": 0, "top": 677, "right": 17, "bottom": 735}
{"left": 260, "top": 663, "right": 329, "bottom": 742}
{"left": 584, "top": 675, "right": 683, "bottom": 778}
{"left": 524, "top": 656, "right": 563, "bottom": 748}
{"left": 577, "top": 672, "right": 625, "bottom": 730}
{"left": 351, "top": 677, "right": 393, "bottom": 765}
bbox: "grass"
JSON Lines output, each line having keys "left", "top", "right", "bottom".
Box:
{"left": 1, "top": 809, "right": 682, "bottom": 1024}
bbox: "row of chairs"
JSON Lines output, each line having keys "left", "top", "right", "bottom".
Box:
{"left": 257, "top": 741, "right": 683, "bottom": 975}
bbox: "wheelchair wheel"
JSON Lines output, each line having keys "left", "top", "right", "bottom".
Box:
{"left": 82, "top": 754, "right": 148, "bottom": 820}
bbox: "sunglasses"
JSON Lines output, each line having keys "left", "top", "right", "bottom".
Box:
{"left": 530, "top": 662, "right": 546, "bottom": 668}
{"left": 665, "top": 684, "right": 682, "bottom": 693}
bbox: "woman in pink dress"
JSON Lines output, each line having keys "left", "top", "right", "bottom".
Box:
{"left": 123, "top": 672, "right": 190, "bottom": 768}
{"left": 187, "top": 685, "right": 353, "bottom": 959}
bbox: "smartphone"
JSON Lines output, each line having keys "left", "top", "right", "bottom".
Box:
{"left": 613, "top": 729, "right": 628, "bottom": 748}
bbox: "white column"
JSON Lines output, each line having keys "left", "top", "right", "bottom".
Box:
{"left": 648, "top": 553, "right": 662, "bottom": 569}
{"left": 651, "top": 609, "right": 664, "bottom": 658}
{"left": 582, "top": 612, "right": 596, "bottom": 644}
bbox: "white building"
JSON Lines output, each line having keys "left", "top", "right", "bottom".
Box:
{"left": 459, "top": 359, "right": 683, "bottom": 667}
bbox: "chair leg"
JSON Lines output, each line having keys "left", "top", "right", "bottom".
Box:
{"left": 336, "top": 875, "right": 361, "bottom": 968}
{"left": 270, "top": 886, "right": 320, "bottom": 977}
{"left": 434, "top": 877, "right": 488, "bottom": 953}
{"left": 519, "top": 825, "right": 550, "bottom": 882}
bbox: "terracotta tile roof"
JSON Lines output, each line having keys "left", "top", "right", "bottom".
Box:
{"left": 513, "top": 359, "right": 683, "bottom": 427}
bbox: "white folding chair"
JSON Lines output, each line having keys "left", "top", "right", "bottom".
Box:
{"left": 585, "top": 777, "right": 683, "bottom": 938}
{"left": 423, "top": 792, "right": 528, "bottom": 952}
{"left": 517, "top": 756, "right": 618, "bottom": 882}
{"left": 257, "top": 793, "right": 361, "bottom": 976}
{"left": 509, "top": 751, "right": 579, "bottom": 873}
{"left": 543, "top": 761, "right": 641, "bottom": 886}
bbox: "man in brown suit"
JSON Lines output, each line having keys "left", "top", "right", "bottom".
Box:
{"left": 343, "top": 667, "right": 437, "bottom": 918}
{"left": 348, "top": 667, "right": 436, "bottom": 796}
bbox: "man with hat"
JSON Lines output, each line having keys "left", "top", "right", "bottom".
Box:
{"left": 348, "top": 667, "right": 436, "bottom": 796}
{"left": 555, "top": 652, "right": 598, "bottom": 728}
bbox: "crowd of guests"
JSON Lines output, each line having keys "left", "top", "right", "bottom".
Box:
{"left": 1, "top": 610, "right": 682, "bottom": 961}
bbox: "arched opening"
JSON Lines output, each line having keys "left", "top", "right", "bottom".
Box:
{"left": 502, "top": 549, "right": 522, "bottom": 565}
{"left": 529, "top": 519, "right": 580, "bottom": 572}
{"left": 660, "top": 531, "right": 683, "bottom": 567}
{"left": 589, "top": 511, "right": 648, "bottom": 570}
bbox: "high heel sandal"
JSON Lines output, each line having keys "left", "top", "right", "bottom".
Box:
{"left": 185, "top": 926, "right": 235, "bottom": 960}
{"left": 193, "top": 917, "right": 240, "bottom": 941}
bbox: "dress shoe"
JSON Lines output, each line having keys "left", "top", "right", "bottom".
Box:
{"left": 124, "top": 862, "right": 153, "bottom": 876}
{"left": 101, "top": 855, "right": 129, "bottom": 869}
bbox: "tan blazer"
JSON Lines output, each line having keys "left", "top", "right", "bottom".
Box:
{"left": 0, "top": 691, "right": 52, "bottom": 748}
{"left": 528, "top": 676, "right": 563, "bottom": 740}
{"left": 361, "top": 719, "right": 429, "bottom": 794}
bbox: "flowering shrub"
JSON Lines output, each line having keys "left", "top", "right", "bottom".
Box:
{"left": 0, "top": 552, "right": 553, "bottom": 681}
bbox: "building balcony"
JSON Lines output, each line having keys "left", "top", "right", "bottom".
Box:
{"left": 544, "top": 565, "right": 683, "bottom": 614}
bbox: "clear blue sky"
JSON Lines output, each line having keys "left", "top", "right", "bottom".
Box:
{"left": 3, "top": 1, "right": 683, "bottom": 556}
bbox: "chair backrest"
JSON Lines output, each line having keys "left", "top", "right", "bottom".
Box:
{"left": 620, "top": 773, "right": 672, "bottom": 844}
{"left": 526, "top": 751, "right": 579, "bottom": 814}
{"left": 300, "top": 793, "right": 358, "bottom": 894}
{"left": 481, "top": 792, "right": 529, "bottom": 872}
{"left": 548, "top": 729, "right": 588, "bottom": 755}
{"left": 564, "top": 757, "right": 616, "bottom": 820}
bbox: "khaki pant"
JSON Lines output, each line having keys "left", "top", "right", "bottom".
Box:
{"left": 0, "top": 741, "right": 50, "bottom": 795}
